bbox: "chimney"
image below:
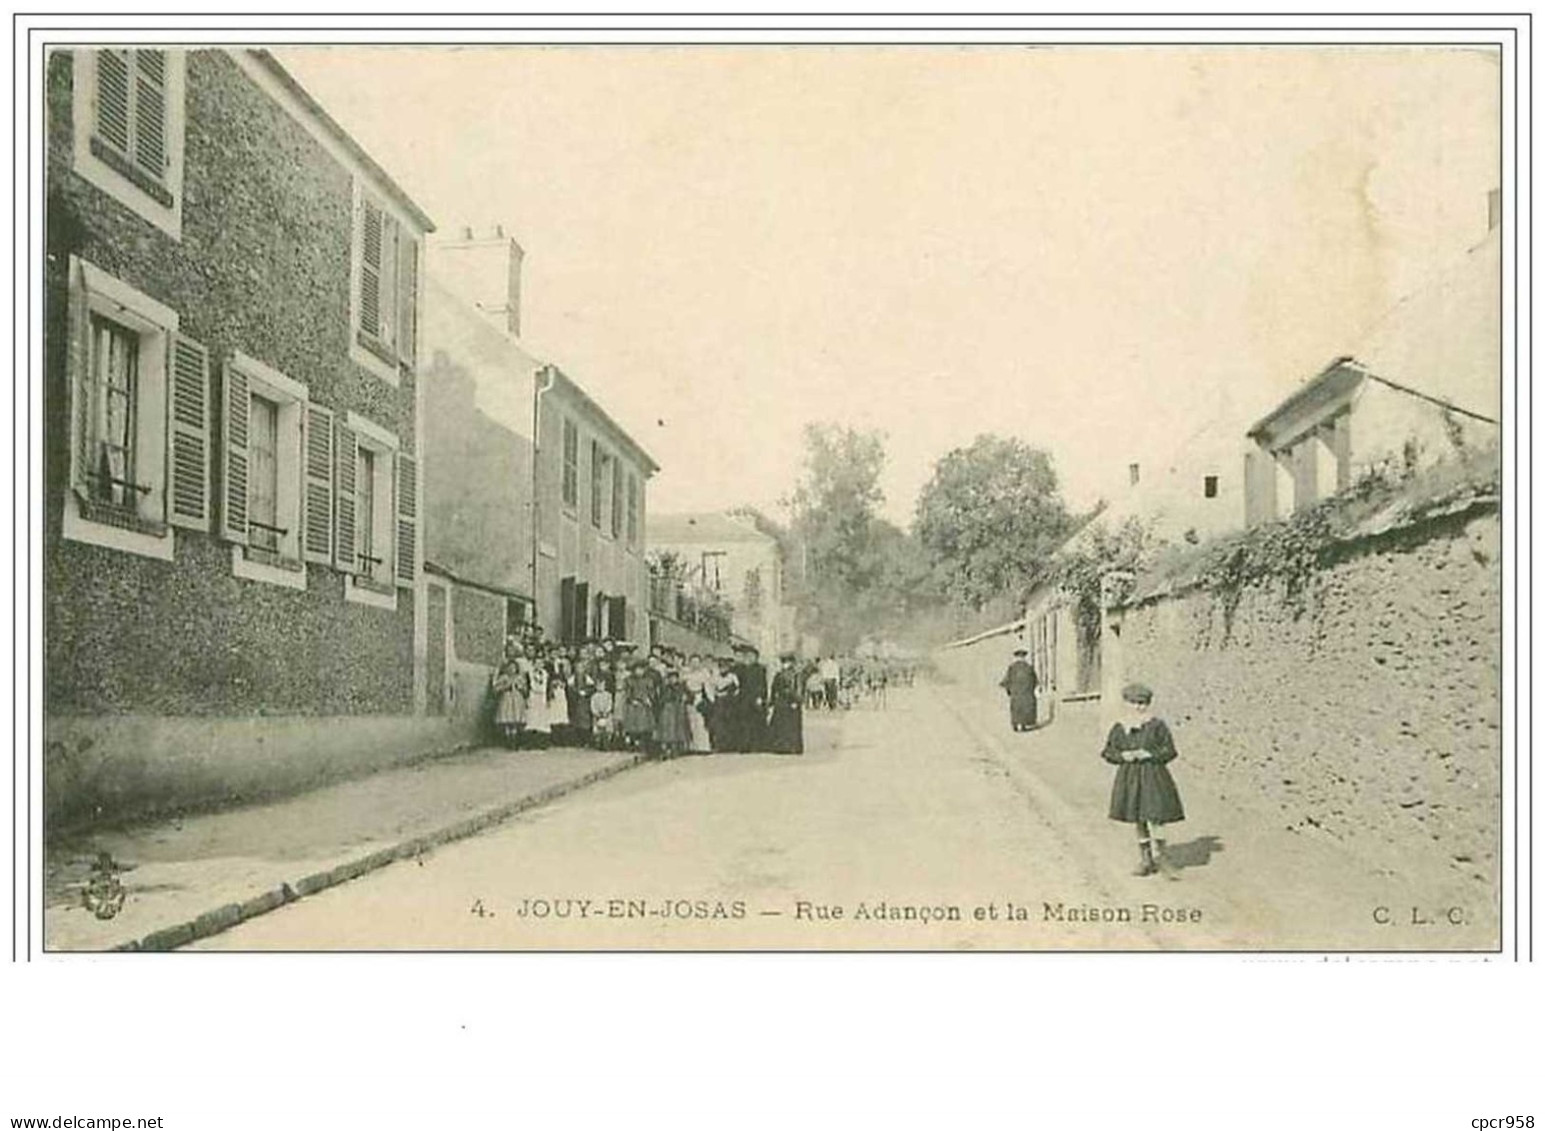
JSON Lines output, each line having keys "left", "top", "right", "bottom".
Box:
{"left": 427, "top": 226, "right": 525, "bottom": 338}
{"left": 1128, "top": 462, "right": 1141, "bottom": 486}
{"left": 1487, "top": 187, "right": 1501, "bottom": 232}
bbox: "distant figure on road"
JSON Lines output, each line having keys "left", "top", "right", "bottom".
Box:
{"left": 819, "top": 655, "right": 842, "bottom": 710}
{"left": 999, "top": 648, "right": 1039, "bottom": 732}
{"left": 1101, "top": 682, "right": 1186, "bottom": 879}
{"left": 768, "top": 652, "right": 806, "bottom": 754}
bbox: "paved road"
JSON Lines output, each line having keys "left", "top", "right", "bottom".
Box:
{"left": 197, "top": 684, "right": 1215, "bottom": 950}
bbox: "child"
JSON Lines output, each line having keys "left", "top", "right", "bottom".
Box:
{"left": 1101, "top": 682, "right": 1185, "bottom": 879}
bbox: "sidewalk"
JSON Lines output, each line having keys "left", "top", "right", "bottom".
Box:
{"left": 934, "top": 675, "right": 1498, "bottom": 951}
{"left": 44, "top": 744, "right": 647, "bottom": 952}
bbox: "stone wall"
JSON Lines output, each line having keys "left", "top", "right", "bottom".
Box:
{"left": 45, "top": 712, "right": 480, "bottom": 834}
{"left": 45, "top": 49, "right": 418, "bottom": 719}
{"left": 1112, "top": 506, "right": 1501, "bottom": 893}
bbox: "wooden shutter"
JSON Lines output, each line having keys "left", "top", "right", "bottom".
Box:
{"left": 397, "top": 234, "right": 418, "bottom": 364}
{"left": 611, "top": 458, "right": 623, "bottom": 538}
{"left": 220, "top": 361, "right": 250, "bottom": 544}
{"left": 166, "top": 332, "right": 211, "bottom": 530}
{"left": 334, "top": 420, "right": 358, "bottom": 572}
{"left": 132, "top": 50, "right": 167, "bottom": 178}
{"left": 359, "top": 199, "right": 383, "bottom": 341}
{"left": 68, "top": 259, "right": 93, "bottom": 497}
{"left": 378, "top": 216, "right": 399, "bottom": 351}
{"left": 395, "top": 451, "right": 417, "bottom": 585}
{"left": 94, "top": 49, "right": 132, "bottom": 154}
{"left": 303, "top": 403, "right": 335, "bottom": 563}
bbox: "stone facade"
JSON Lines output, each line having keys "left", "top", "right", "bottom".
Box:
{"left": 44, "top": 49, "right": 449, "bottom": 829}
{"left": 1109, "top": 508, "right": 1501, "bottom": 895}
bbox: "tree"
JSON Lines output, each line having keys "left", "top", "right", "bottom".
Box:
{"left": 787, "top": 423, "right": 888, "bottom": 597}
{"left": 913, "top": 434, "right": 1074, "bottom": 609}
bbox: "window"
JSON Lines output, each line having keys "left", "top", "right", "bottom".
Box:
{"left": 351, "top": 187, "right": 419, "bottom": 383}
{"left": 590, "top": 440, "right": 604, "bottom": 528}
{"left": 506, "top": 596, "right": 528, "bottom": 638}
{"left": 561, "top": 418, "right": 579, "bottom": 510}
{"left": 224, "top": 353, "right": 307, "bottom": 588}
{"left": 626, "top": 473, "right": 639, "bottom": 546}
{"left": 357, "top": 447, "right": 379, "bottom": 579}
{"left": 1203, "top": 475, "right": 1219, "bottom": 499}
{"left": 64, "top": 256, "right": 208, "bottom": 562}
{"left": 71, "top": 49, "right": 186, "bottom": 238}
{"left": 84, "top": 315, "right": 140, "bottom": 509}
{"left": 339, "top": 410, "right": 413, "bottom": 608}
{"left": 610, "top": 458, "right": 623, "bottom": 539}
{"left": 247, "top": 394, "right": 282, "bottom": 558}
{"left": 743, "top": 567, "right": 763, "bottom": 616}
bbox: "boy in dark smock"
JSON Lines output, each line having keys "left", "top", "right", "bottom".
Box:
{"left": 1101, "top": 682, "right": 1185, "bottom": 878}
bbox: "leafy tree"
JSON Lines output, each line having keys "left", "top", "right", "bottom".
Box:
{"left": 787, "top": 423, "right": 888, "bottom": 597}
{"left": 914, "top": 434, "right": 1074, "bottom": 609}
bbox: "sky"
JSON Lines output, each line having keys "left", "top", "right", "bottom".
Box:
{"left": 277, "top": 45, "right": 1499, "bottom": 525}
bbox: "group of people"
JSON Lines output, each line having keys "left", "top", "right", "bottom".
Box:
{"left": 800, "top": 654, "right": 917, "bottom": 711}
{"left": 489, "top": 635, "right": 807, "bottom": 756}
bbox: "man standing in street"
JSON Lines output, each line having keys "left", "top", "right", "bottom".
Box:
{"left": 819, "top": 654, "right": 842, "bottom": 710}
{"left": 999, "top": 647, "right": 1039, "bottom": 732}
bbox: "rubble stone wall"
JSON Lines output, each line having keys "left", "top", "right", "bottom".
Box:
{"left": 1113, "top": 508, "right": 1501, "bottom": 892}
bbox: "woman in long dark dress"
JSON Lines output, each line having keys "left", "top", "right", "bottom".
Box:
{"left": 767, "top": 653, "right": 805, "bottom": 754}
{"left": 655, "top": 667, "right": 692, "bottom": 755}
{"left": 1102, "top": 682, "right": 1185, "bottom": 878}
{"left": 622, "top": 660, "right": 658, "bottom": 752}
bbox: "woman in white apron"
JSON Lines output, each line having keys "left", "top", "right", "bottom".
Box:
{"left": 526, "top": 656, "right": 551, "bottom": 749}
{"left": 548, "top": 654, "right": 572, "bottom": 746}
{"left": 684, "top": 654, "right": 714, "bottom": 754}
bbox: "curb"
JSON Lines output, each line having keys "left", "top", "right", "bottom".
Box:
{"left": 113, "top": 753, "right": 651, "bottom": 951}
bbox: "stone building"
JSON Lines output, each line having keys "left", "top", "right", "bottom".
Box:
{"left": 421, "top": 228, "right": 656, "bottom": 707}
{"left": 1245, "top": 224, "right": 1501, "bottom": 526}
{"left": 44, "top": 48, "right": 440, "bottom": 829}
{"left": 647, "top": 511, "right": 794, "bottom": 659}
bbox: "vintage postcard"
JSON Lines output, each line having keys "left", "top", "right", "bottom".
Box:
{"left": 31, "top": 32, "right": 1511, "bottom": 955}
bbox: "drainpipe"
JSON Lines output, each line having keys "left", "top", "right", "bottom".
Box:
{"left": 531, "top": 364, "right": 557, "bottom": 634}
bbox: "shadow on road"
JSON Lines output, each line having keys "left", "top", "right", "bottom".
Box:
{"left": 1165, "top": 835, "right": 1224, "bottom": 871}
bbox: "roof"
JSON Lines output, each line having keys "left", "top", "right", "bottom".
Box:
{"left": 1350, "top": 226, "right": 1500, "bottom": 423}
{"left": 1252, "top": 227, "right": 1501, "bottom": 439}
{"left": 245, "top": 50, "right": 436, "bottom": 234}
{"left": 649, "top": 512, "right": 776, "bottom": 546}
{"left": 423, "top": 559, "right": 531, "bottom": 602}
{"left": 1247, "top": 356, "right": 1362, "bottom": 441}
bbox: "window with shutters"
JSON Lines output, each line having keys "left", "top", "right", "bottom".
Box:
{"left": 561, "top": 418, "right": 579, "bottom": 512}
{"left": 341, "top": 410, "right": 407, "bottom": 610}
{"left": 70, "top": 49, "right": 187, "bottom": 239}
{"left": 63, "top": 256, "right": 194, "bottom": 562}
{"left": 226, "top": 352, "right": 307, "bottom": 590}
{"left": 350, "top": 183, "right": 420, "bottom": 385}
